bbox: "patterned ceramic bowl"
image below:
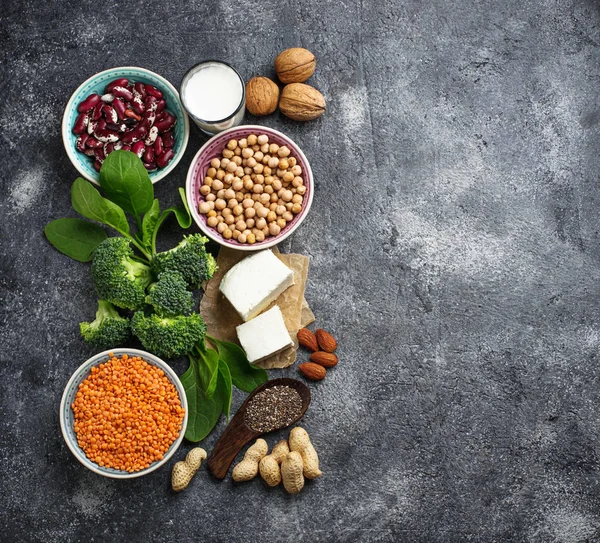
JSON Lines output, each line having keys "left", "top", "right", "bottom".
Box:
{"left": 62, "top": 66, "right": 190, "bottom": 185}
{"left": 186, "top": 125, "right": 314, "bottom": 251}
{"left": 59, "top": 348, "right": 188, "bottom": 479}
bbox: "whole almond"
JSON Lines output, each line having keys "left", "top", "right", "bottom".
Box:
{"left": 297, "top": 328, "right": 319, "bottom": 352}
{"left": 315, "top": 329, "right": 337, "bottom": 352}
{"left": 310, "top": 351, "right": 338, "bottom": 368}
{"left": 279, "top": 83, "right": 326, "bottom": 122}
{"left": 275, "top": 48, "right": 316, "bottom": 84}
{"left": 298, "top": 362, "right": 326, "bottom": 381}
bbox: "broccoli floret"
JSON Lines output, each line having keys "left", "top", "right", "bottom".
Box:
{"left": 131, "top": 311, "right": 206, "bottom": 359}
{"left": 152, "top": 234, "right": 217, "bottom": 289}
{"left": 79, "top": 300, "right": 131, "bottom": 348}
{"left": 146, "top": 271, "right": 194, "bottom": 317}
{"left": 91, "top": 237, "right": 152, "bottom": 310}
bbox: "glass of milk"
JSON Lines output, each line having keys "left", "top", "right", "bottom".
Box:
{"left": 180, "top": 61, "right": 246, "bottom": 135}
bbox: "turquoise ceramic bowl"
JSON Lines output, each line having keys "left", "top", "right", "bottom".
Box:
{"left": 62, "top": 67, "right": 190, "bottom": 185}
{"left": 59, "top": 348, "right": 188, "bottom": 479}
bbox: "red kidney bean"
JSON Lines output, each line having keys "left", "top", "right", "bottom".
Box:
{"left": 122, "top": 117, "right": 137, "bottom": 127}
{"left": 87, "top": 120, "right": 98, "bottom": 135}
{"left": 121, "top": 144, "right": 132, "bottom": 152}
{"left": 106, "top": 78, "right": 129, "bottom": 93}
{"left": 112, "top": 86, "right": 134, "bottom": 101}
{"left": 94, "top": 128, "right": 120, "bottom": 143}
{"left": 154, "top": 136, "right": 164, "bottom": 157}
{"left": 106, "top": 122, "right": 127, "bottom": 133}
{"left": 113, "top": 141, "right": 123, "bottom": 151}
{"left": 142, "top": 110, "right": 156, "bottom": 130}
{"left": 86, "top": 137, "right": 104, "bottom": 149}
{"left": 78, "top": 94, "right": 101, "bottom": 113}
{"left": 104, "top": 143, "right": 115, "bottom": 156}
{"left": 144, "top": 162, "right": 157, "bottom": 171}
{"left": 96, "top": 118, "right": 107, "bottom": 131}
{"left": 72, "top": 112, "right": 89, "bottom": 134}
{"left": 144, "top": 95, "right": 158, "bottom": 112}
{"left": 76, "top": 134, "right": 89, "bottom": 152}
{"left": 131, "top": 93, "right": 146, "bottom": 116}
{"left": 112, "top": 98, "right": 126, "bottom": 119}
{"left": 162, "top": 131, "right": 174, "bottom": 148}
{"left": 131, "top": 140, "right": 146, "bottom": 158}
{"left": 154, "top": 113, "right": 176, "bottom": 133}
{"left": 92, "top": 101, "right": 104, "bottom": 121}
{"left": 101, "top": 105, "right": 118, "bottom": 124}
{"left": 84, "top": 147, "right": 96, "bottom": 157}
{"left": 144, "top": 126, "right": 158, "bottom": 145}
{"left": 155, "top": 99, "right": 166, "bottom": 114}
{"left": 156, "top": 148, "right": 174, "bottom": 168}
{"left": 143, "top": 146, "right": 155, "bottom": 164}
{"left": 101, "top": 93, "right": 114, "bottom": 103}
{"left": 93, "top": 160, "right": 103, "bottom": 172}
{"left": 134, "top": 82, "right": 147, "bottom": 99}
{"left": 121, "top": 124, "right": 148, "bottom": 144}
{"left": 145, "top": 84, "right": 163, "bottom": 99}
{"left": 94, "top": 147, "right": 106, "bottom": 162}
{"left": 124, "top": 109, "right": 142, "bottom": 121}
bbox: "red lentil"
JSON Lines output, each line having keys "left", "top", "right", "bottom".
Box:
{"left": 72, "top": 353, "right": 185, "bottom": 473}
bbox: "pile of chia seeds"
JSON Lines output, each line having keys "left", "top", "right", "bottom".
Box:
{"left": 244, "top": 385, "right": 303, "bottom": 432}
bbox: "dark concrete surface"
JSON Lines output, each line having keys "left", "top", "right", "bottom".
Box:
{"left": 2, "top": 0, "right": 600, "bottom": 541}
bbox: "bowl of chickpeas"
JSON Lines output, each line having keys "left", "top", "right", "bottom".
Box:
{"left": 60, "top": 349, "right": 188, "bottom": 479}
{"left": 186, "top": 125, "right": 314, "bottom": 250}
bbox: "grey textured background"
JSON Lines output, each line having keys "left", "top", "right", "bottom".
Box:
{"left": 1, "top": 0, "right": 600, "bottom": 541}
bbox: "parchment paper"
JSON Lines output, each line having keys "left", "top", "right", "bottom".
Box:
{"left": 200, "top": 247, "right": 311, "bottom": 369}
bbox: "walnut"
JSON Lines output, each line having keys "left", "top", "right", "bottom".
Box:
{"left": 279, "top": 83, "right": 326, "bottom": 121}
{"left": 245, "top": 77, "right": 280, "bottom": 116}
{"left": 274, "top": 48, "right": 316, "bottom": 84}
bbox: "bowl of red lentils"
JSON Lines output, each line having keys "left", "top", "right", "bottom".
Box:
{"left": 60, "top": 349, "right": 188, "bottom": 478}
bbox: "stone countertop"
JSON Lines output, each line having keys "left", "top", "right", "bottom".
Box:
{"left": 1, "top": 1, "right": 600, "bottom": 541}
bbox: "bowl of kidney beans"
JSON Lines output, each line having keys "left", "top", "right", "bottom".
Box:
{"left": 62, "top": 67, "right": 190, "bottom": 184}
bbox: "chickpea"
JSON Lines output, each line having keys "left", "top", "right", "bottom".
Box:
{"left": 291, "top": 165, "right": 302, "bottom": 176}
{"left": 207, "top": 167, "right": 217, "bottom": 178}
{"left": 246, "top": 157, "right": 257, "bottom": 168}
{"left": 292, "top": 194, "right": 303, "bottom": 204}
{"left": 282, "top": 171, "right": 294, "bottom": 183}
{"left": 276, "top": 169, "right": 287, "bottom": 178}
{"left": 226, "top": 161, "right": 237, "bottom": 173}
{"left": 262, "top": 154, "right": 270, "bottom": 165}
{"left": 282, "top": 211, "right": 294, "bottom": 222}
{"left": 206, "top": 193, "right": 216, "bottom": 202}
{"left": 270, "top": 193, "right": 278, "bottom": 203}
{"left": 222, "top": 207, "right": 232, "bottom": 217}
{"left": 221, "top": 157, "right": 230, "bottom": 168}
{"left": 254, "top": 230, "right": 265, "bottom": 242}
{"left": 292, "top": 176, "right": 303, "bottom": 187}
{"left": 240, "top": 178, "right": 252, "bottom": 191}
{"left": 234, "top": 147, "right": 242, "bottom": 156}
{"left": 235, "top": 191, "right": 244, "bottom": 202}
{"left": 256, "top": 217, "right": 267, "bottom": 229}
{"left": 292, "top": 203, "right": 302, "bottom": 214}
{"left": 216, "top": 169, "right": 225, "bottom": 181}
{"left": 222, "top": 149, "right": 234, "bottom": 159}
{"left": 237, "top": 233, "right": 247, "bottom": 244}
{"left": 199, "top": 185, "right": 211, "bottom": 196}
{"left": 207, "top": 200, "right": 215, "bottom": 210}
{"left": 260, "top": 143, "right": 269, "bottom": 153}
{"left": 267, "top": 211, "right": 277, "bottom": 223}
{"left": 227, "top": 139, "right": 238, "bottom": 150}
{"left": 232, "top": 179, "right": 244, "bottom": 191}
{"left": 246, "top": 218, "right": 255, "bottom": 229}
{"left": 296, "top": 185, "right": 307, "bottom": 195}
{"left": 232, "top": 229, "right": 240, "bottom": 240}
{"left": 244, "top": 207, "right": 256, "bottom": 219}
{"left": 214, "top": 198, "right": 226, "bottom": 211}
{"left": 254, "top": 174, "right": 264, "bottom": 184}
{"left": 232, "top": 204, "right": 243, "bottom": 216}
{"left": 217, "top": 215, "right": 224, "bottom": 223}
{"left": 278, "top": 217, "right": 288, "bottom": 229}
{"left": 259, "top": 193, "right": 271, "bottom": 205}
{"left": 225, "top": 215, "right": 235, "bottom": 225}
{"left": 222, "top": 173, "right": 233, "bottom": 185}
{"left": 242, "top": 147, "right": 254, "bottom": 159}
{"left": 244, "top": 166, "right": 252, "bottom": 175}
{"left": 269, "top": 223, "right": 281, "bottom": 236}
{"left": 232, "top": 155, "right": 242, "bottom": 166}
{"left": 264, "top": 176, "right": 274, "bottom": 185}
{"left": 235, "top": 167, "right": 244, "bottom": 177}
{"left": 272, "top": 179, "right": 282, "bottom": 191}
{"left": 217, "top": 222, "right": 227, "bottom": 234}
{"left": 267, "top": 156, "right": 279, "bottom": 169}
{"left": 278, "top": 158, "right": 289, "bottom": 170}
{"left": 252, "top": 184, "right": 264, "bottom": 194}
{"left": 242, "top": 198, "right": 254, "bottom": 209}
{"left": 239, "top": 138, "right": 248, "bottom": 148}
{"left": 281, "top": 189, "right": 293, "bottom": 202}
{"left": 253, "top": 163, "right": 264, "bottom": 174}
{"left": 210, "top": 158, "right": 221, "bottom": 168}
{"left": 264, "top": 166, "right": 272, "bottom": 176}
{"left": 288, "top": 157, "right": 297, "bottom": 167}
{"left": 198, "top": 201, "right": 211, "bottom": 214}
{"left": 204, "top": 176, "right": 213, "bottom": 186}
{"left": 216, "top": 189, "right": 225, "bottom": 199}
{"left": 257, "top": 206, "right": 269, "bottom": 218}
{"left": 212, "top": 179, "right": 224, "bottom": 191}
{"left": 248, "top": 134, "right": 258, "bottom": 145}
{"left": 269, "top": 143, "right": 279, "bottom": 154}
{"left": 236, "top": 220, "right": 247, "bottom": 231}
{"left": 251, "top": 144, "right": 259, "bottom": 152}
{"left": 285, "top": 202, "right": 293, "bottom": 211}
{"left": 207, "top": 216, "right": 218, "bottom": 228}
{"left": 222, "top": 188, "right": 234, "bottom": 200}
{"left": 228, "top": 198, "right": 238, "bottom": 209}
{"left": 257, "top": 134, "right": 269, "bottom": 145}
{"left": 275, "top": 205, "right": 286, "bottom": 216}
{"left": 254, "top": 151, "right": 264, "bottom": 162}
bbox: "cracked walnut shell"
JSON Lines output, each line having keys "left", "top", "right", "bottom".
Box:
{"left": 279, "top": 83, "right": 326, "bottom": 121}
{"left": 245, "top": 77, "right": 280, "bottom": 116}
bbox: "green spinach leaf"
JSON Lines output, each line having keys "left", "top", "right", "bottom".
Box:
{"left": 181, "top": 356, "right": 224, "bottom": 442}
{"left": 99, "top": 151, "right": 154, "bottom": 217}
{"left": 197, "top": 346, "right": 220, "bottom": 398}
{"left": 208, "top": 336, "right": 268, "bottom": 393}
{"left": 71, "top": 177, "right": 130, "bottom": 235}
{"left": 44, "top": 218, "right": 107, "bottom": 262}
{"left": 218, "top": 359, "right": 232, "bottom": 419}
{"left": 141, "top": 199, "right": 160, "bottom": 251}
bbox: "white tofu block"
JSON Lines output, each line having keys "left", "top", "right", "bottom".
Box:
{"left": 219, "top": 250, "right": 295, "bottom": 322}
{"left": 236, "top": 306, "right": 293, "bottom": 363}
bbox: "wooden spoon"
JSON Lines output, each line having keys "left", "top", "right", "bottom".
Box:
{"left": 207, "top": 378, "right": 310, "bottom": 479}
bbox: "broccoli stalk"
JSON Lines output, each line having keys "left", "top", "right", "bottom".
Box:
{"left": 91, "top": 237, "right": 152, "bottom": 311}
{"left": 146, "top": 271, "right": 194, "bottom": 317}
{"left": 79, "top": 300, "right": 131, "bottom": 348}
{"left": 131, "top": 311, "right": 207, "bottom": 359}
{"left": 151, "top": 234, "right": 217, "bottom": 290}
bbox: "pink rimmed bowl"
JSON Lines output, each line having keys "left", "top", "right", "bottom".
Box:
{"left": 186, "top": 125, "right": 314, "bottom": 251}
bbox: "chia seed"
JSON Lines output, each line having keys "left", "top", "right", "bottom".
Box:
{"left": 244, "top": 385, "right": 303, "bottom": 432}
